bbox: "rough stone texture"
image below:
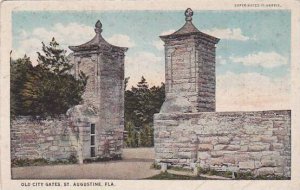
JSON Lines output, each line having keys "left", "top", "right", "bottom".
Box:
{"left": 66, "top": 105, "right": 123, "bottom": 162}
{"left": 160, "top": 96, "right": 196, "bottom": 113}
{"left": 160, "top": 34, "right": 218, "bottom": 112}
{"left": 11, "top": 116, "right": 78, "bottom": 161}
{"left": 154, "top": 110, "right": 291, "bottom": 177}
{"left": 11, "top": 115, "right": 123, "bottom": 163}
{"left": 67, "top": 21, "right": 126, "bottom": 161}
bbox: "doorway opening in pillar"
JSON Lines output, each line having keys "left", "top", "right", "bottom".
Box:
{"left": 90, "top": 123, "right": 96, "bottom": 158}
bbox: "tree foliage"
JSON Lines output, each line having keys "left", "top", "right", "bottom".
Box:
{"left": 10, "top": 38, "right": 87, "bottom": 117}
{"left": 124, "top": 77, "right": 165, "bottom": 147}
{"left": 10, "top": 55, "right": 33, "bottom": 117}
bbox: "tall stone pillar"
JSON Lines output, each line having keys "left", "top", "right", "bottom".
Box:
{"left": 154, "top": 8, "right": 220, "bottom": 167}
{"left": 160, "top": 8, "right": 219, "bottom": 113}
{"left": 67, "top": 20, "right": 127, "bottom": 162}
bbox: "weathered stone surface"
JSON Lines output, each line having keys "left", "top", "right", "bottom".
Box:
{"left": 214, "top": 145, "right": 227, "bottom": 151}
{"left": 271, "top": 143, "right": 284, "bottom": 150}
{"left": 155, "top": 111, "right": 291, "bottom": 177}
{"left": 197, "top": 152, "right": 211, "bottom": 160}
{"left": 210, "top": 151, "right": 224, "bottom": 158}
{"left": 11, "top": 117, "right": 78, "bottom": 161}
{"left": 254, "top": 161, "right": 262, "bottom": 169}
{"left": 198, "top": 144, "right": 213, "bottom": 151}
{"left": 239, "top": 161, "right": 255, "bottom": 169}
{"left": 160, "top": 96, "right": 196, "bottom": 113}
{"left": 249, "top": 152, "right": 263, "bottom": 160}
{"left": 240, "top": 145, "right": 248, "bottom": 152}
{"left": 224, "top": 145, "right": 240, "bottom": 151}
{"left": 248, "top": 144, "right": 269, "bottom": 152}
{"left": 161, "top": 13, "right": 218, "bottom": 112}
{"left": 198, "top": 136, "right": 218, "bottom": 144}
{"left": 67, "top": 21, "right": 126, "bottom": 160}
{"left": 257, "top": 167, "right": 275, "bottom": 175}
{"left": 210, "top": 158, "right": 223, "bottom": 165}
{"left": 261, "top": 136, "right": 277, "bottom": 143}
{"left": 218, "top": 136, "right": 231, "bottom": 144}
{"left": 274, "top": 167, "right": 284, "bottom": 174}
{"left": 235, "top": 153, "right": 250, "bottom": 162}
{"left": 178, "top": 152, "right": 192, "bottom": 159}
{"left": 223, "top": 155, "right": 236, "bottom": 164}
{"left": 261, "top": 159, "right": 277, "bottom": 167}
{"left": 273, "top": 129, "right": 288, "bottom": 136}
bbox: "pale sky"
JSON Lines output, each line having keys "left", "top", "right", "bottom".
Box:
{"left": 12, "top": 10, "right": 291, "bottom": 111}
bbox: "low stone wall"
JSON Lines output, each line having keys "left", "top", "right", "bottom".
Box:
{"left": 11, "top": 116, "right": 124, "bottom": 164}
{"left": 11, "top": 116, "right": 78, "bottom": 162}
{"left": 154, "top": 110, "right": 291, "bottom": 177}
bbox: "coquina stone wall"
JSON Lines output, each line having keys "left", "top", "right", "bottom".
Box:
{"left": 154, "top": 110, "right": 291, "bottom": 177}
{"left": 11, "top": 116, "right": 123, "bottom": 163}
{"left": 11, "top": 116, "right": 78, "bottom": 161}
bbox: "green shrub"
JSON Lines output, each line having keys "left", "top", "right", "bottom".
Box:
{"left": 150, "top": 162, "right": 161, "bottom": 170}
{"left": 11, "top": 158, "right": 49, "bottom": 167}
{"left": 207, "top": 169, "right": 218, "bottom": 176}
{"left": 224, "top": 171, "right": 233, "bottom": 178}
{"left": 197, "top": 167, "right": 210, "bottom": 174}
{"left": 68, "top": 154, "right": 78, "bottom": 164}
{"left": 11, "top": 155, "right": 80, "bottom": 167}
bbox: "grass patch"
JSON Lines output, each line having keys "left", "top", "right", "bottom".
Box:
{"left": 147, "top": 170, "right": 289, "bottom": 180}
{"left": 197, "top": 167, "right": 221, "bottom": 176}
{"left": 11, "top": 154, "right": 78, "bottom": 167}
{"left": 83, "top": 155, "right": 122, "bottom": 163}
{"left": 235, "top": 172, "right": 290, "bottom": 180}
{"left": 145, "top": 172, "right": 208, "bottom": 180}
{"left": 168, "top": 166, "right": 192, "bottom": 172}
{"left": 197, "top": 167, "right": 290, "bottom": 180}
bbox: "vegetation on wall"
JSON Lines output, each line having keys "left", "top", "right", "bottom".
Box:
{"left": 11, "top": 154, "right": 78, "bottom": 167}
{"left": 10, "top": 38, "right": 87, "bottom": 117}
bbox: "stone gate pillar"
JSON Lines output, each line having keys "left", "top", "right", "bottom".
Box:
{"left": 154, "top": 8, "right": 219, "bottom": 167}
{"left": 67, "top": 20, "right": 128, "bottom": 162}
{"left": 160, "top": 8, "right": 219, "bottom": 113}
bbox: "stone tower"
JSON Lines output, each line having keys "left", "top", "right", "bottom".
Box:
{"left": 160, "top": 8, "right": 219, "bottom": 112}
{"left": 68, "top": 20, "right": 127, "bottom": 162}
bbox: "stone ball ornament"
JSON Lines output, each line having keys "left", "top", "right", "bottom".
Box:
{"left": 94, "top": 20, "right": 103, "bottom": 33}
{"left": 185, "top": 8, "right": 193, "bottom": 21}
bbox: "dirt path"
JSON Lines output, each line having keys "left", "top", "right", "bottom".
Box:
{"left": 12, "top": 148, "right": 160, "bottom": 180}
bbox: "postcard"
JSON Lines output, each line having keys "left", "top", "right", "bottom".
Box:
{"left": 1, "top": 0, "right": 300, "bottom": 190}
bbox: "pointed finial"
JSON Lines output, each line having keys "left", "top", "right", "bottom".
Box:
{"left": 95, "top": 20, "right": 103, "bottom": 34}
{"left": 185, "top": 8, "right": 193, "bottom": 21}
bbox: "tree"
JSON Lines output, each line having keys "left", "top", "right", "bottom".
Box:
{"left": 124, "top": 77, "right": 165, "bottom": 147}
{"left": 139, "top": 124, "right": 154, "bottom": 147}
{"left": 11, "top": 38, "right": 88, "bottom": 117}
{"left": 10, "top": 55, "right": 33, "bottom": 117}
{"left": 37, "top": 38, "right": 72, "bottom": 75}
{"left": 124, "top": 121, "right": 139, "bottom": 147}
